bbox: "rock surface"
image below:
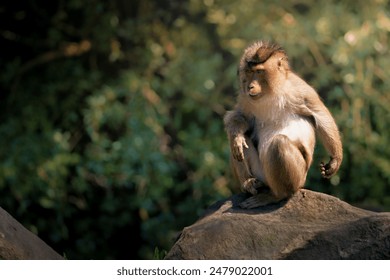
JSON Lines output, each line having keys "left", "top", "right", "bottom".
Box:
{"left": 165, "top": 190, "right": 390, "bottom": 260}
{"left": 0, "top": 206, "right": 63, "bottom": 260}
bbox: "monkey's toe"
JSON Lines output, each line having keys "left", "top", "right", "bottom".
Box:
{"left": 239, "top": 193, "right": 281, "bottom": 209}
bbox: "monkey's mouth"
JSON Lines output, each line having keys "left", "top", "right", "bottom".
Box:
{"left": 248, "top": 91, "right": 262, "bottom": 99}
{"left": 247, "top": 83, "right": 262, "bottom": 99}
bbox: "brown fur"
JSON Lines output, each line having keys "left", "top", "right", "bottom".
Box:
{"left": 224, "top": 41, "right": 343, "bottom": 208}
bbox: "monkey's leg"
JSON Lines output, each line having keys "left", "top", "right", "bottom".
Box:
{"left": 264, "top": 134, "right": 307, "bottom": 199}
{"left": 231, "top": 136, "right": 264, "bottom": 195}
{"left": 240, "top": 135, "right": 308, "bottom": 209}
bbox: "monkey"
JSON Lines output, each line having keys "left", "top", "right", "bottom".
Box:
{"left": 224, "top": 41, "right": 343, "bottom": 208}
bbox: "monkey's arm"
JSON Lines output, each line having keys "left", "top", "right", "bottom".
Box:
{"left": 296, "top": 87, "right": 343, "bottom": 178}
{"left": 223, "top": 110, "right": 251, "bottom": 162}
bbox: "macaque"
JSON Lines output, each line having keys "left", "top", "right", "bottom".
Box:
{"left": 224, "top": 41, "right": 343, "bottom": 208}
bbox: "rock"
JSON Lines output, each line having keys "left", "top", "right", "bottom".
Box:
{"left": 165, "top": 190, "right": 390, "bottom": 260}
{"left": 0, "top": 206, "right": 63, "bottom": 260}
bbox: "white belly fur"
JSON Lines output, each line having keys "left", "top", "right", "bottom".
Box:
{"left": 253, "top": 116, "right": 315, "bottom": 180}
{"left": 258, "top": 116, "right": 314, "bottom": 152}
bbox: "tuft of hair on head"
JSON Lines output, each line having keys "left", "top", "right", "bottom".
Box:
{"left": 243, "top": 40, "right": 287, "bottom": 66}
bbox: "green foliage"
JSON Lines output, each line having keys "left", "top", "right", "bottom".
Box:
{"left": 153, "top": 247, "right": 167, "bottom": 260}
{"left": 0, "top": 0, "right": 389, "bottom": 259}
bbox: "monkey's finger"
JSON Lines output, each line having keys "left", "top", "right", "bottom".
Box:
{"left": 238, "top": 147, "right": 245, "bottom": 161}
{"left": 236, "top": 153, "right": 244, "bottom": 161}
{"left": 323, "top": 158, "right": 340, "bottom": 178}
{"left": 321, "top": 163, "right": 338, "bottom": 178}
{"left": 243, "top": 139, "right": 249, "bottom": 149}
{"left": 232, "top": 147, "right": 244, "bottom": 161}
{"left": 325, "top": 167, "right": 336, "bottom": 177}
{"left": 320, "top": 162, "right": 330, "bottom": 178}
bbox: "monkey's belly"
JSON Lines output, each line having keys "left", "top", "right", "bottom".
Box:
{"left": 255, "top": 117, "right": 315, "bottom": 179}
{"left": 277, "top": 118, "right": 315, "bottom": 149}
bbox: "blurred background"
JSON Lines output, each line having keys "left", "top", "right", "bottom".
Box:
{"left": 0, "top": 0, "right": 389, "bottom": 259}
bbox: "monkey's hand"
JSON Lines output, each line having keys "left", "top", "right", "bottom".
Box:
{"left": 231, "top": 134, "right": 248, "bottom": 161}
{"left": 320, "top": 157, "right": 341, "bottom": 178}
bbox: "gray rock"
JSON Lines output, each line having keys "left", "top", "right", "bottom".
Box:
{"left": 165, "top": 190, "right": 390, "bottom": 260}
{"left": 0, "top": 206, "right": 63, "bottom": 260}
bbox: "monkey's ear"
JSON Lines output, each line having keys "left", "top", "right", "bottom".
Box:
{"left": 277, "top": 57, "right": 289, "bottom": 71}
{"left": 278, "top": 57, "right": 285, "bottom": 67}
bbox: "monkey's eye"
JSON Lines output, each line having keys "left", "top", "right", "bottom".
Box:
{"left": 256, "top": 69, "right": 265, "bottom": 74}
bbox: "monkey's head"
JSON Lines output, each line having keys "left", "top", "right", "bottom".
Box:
{"left": 238, "top": 41, "right": 290, "bottom": 99}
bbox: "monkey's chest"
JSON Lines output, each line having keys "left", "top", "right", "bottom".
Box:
{"left": 255, "top": 117, "right": 315, "bottom": 153}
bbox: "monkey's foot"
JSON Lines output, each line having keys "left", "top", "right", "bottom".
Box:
{"left": 240, "top": 192, "right": 282, "bottom": 209}
{"left": 242, "top": 178, "right": 264, "bottom": 195}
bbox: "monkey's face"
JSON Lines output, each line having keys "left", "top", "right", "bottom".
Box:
{"left": 240, "top": 64, "right": 267, "bottom": 100}
{"left": 239, "top": 53, "right": 289, "bottom": 100}
{"left": 239, "top": 41, "right": 289, "bottom": 100}
{"left": 240, "top": 56, "right": 282, "bottom": 100}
